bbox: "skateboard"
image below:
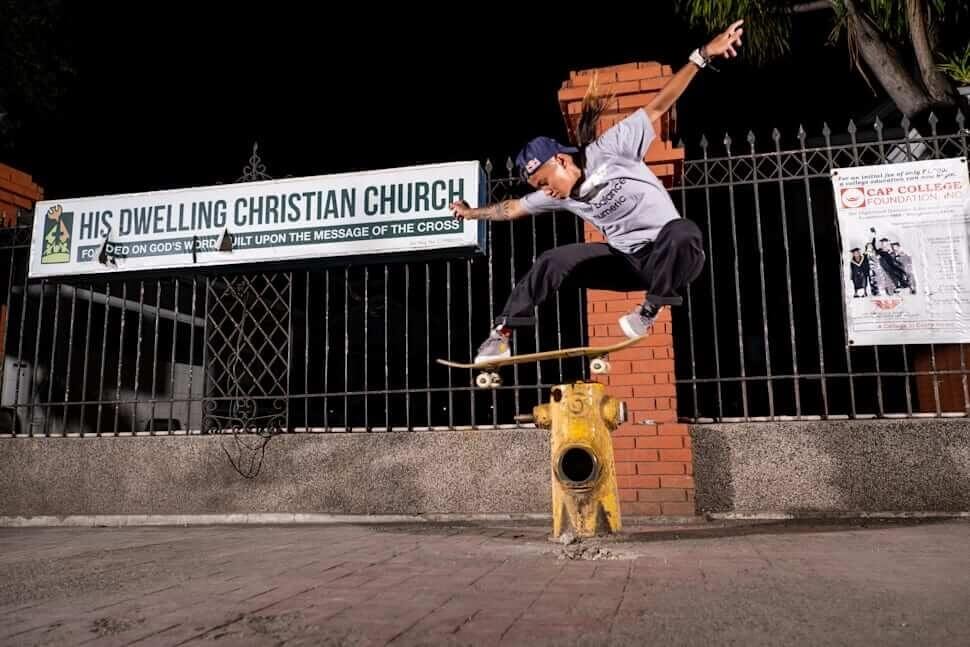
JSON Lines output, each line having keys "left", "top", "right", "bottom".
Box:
{"left": 436, "top": 334, "right": 648, "bottom": 388}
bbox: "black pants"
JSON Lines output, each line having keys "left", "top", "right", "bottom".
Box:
{"left": 497, "top": 218, "right": 705, "bottom": 327}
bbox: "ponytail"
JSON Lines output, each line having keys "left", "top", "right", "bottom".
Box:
{"left": 574, "top": 72, "right": 615, "bottom": 149}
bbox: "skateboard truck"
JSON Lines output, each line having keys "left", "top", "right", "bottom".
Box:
{"left": 474, "top": 372, "right": 502, "bottom": 389}
{"left": 589, "top": 356, "right": 610, "bottom": 374}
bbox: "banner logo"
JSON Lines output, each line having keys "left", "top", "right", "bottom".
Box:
{"left": 41, "top": 205, "right": 73, "bottom": 264}
{"left": 839, "top": 187, "right": 866, "bottom": 209}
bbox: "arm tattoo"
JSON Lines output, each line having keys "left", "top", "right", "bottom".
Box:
{"left": 491, "top": 201, "right": 514, "bottom": 221}
{"left": 470, "top": 201, "right": 515, "bottom": 221}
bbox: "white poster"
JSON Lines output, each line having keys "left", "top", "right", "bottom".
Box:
{"left": 29, "top": 161, "right": 485, "bottom": 278}
{"left": 832, "top": 156, "right": 970, "bottom": 346}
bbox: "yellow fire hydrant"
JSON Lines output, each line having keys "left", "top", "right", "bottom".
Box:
{"left": 533, "top": 381, "right": 625, "bottom": 538}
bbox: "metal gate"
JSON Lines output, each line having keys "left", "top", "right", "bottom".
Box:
{"left": 0, "top": 149, "right": 587, "bottom": 437}
{"left": 671, "top": 113, "right": 970, "bottom": 422}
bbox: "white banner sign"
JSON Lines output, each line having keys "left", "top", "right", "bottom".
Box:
{"left": 29, "top": 161, "right": 485, "bottom": 278}
{"left": 832, "top": 156, "right": 970, "bottom": 346}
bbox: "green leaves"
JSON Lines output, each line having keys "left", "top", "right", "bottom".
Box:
{"left": 938, "top": 44, "right": 970, "bottom": 85}
{"left": 675, "top": 0, "right": 793, "bottom": 63}
{"left": 0, "top": 0, "right": 75, "bottom": 146}
{"left": 675, "top": 0, "right": 968, "bottom": 65}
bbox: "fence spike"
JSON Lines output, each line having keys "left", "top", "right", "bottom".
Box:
{"left": 771, "top": 128, "right": 781, "bottom": 142}
{"left": 797, "top": 124, "right": 806, "bottom": 143}
{"left": 822, "top": 122, "right": 831, "bottom": 137}
{"left": 956, "top": 109, "right": 965, "bottom": 130}
{"left": 927, "top": 111, "right": 938, "bottom": 136}
{"left": 746, "top": 130, "right": 756, "bottom": 148}
{"left": 505, "top": 157, "right": 514, "bottom": 174}
{"left": 723, "top": 133, "right": 732, "bottom": 153}
{"left": 873, "top": 116, "right": 883, "bottom": 134}
{"left": 699, "top": 134, "right": 709, "bottom": 149}
{"left": 900, "top": 114, "right": 911, "bottom": 132}
{"left": 847, "top": 119, "right": 857, "bottom": 134}
{"left": 485, "top": 158, "right": 494, "bottom": 174}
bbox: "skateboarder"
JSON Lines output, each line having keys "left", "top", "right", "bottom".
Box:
{"left": 451, "top": 21, "right": 744, "bottom": 363}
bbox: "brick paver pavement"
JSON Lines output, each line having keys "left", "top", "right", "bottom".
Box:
{"left": 1, "top": 519, "right": 968, "bottom": 646}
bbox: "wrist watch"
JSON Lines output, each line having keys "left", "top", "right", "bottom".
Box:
{"left": 689, "top": 47, "right": 709, "bottom": 69}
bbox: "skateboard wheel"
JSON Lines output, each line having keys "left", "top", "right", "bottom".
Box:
{"left": 590, "top": 358, "right": 609, "bottom": 374}
{"left": 489, "top": 372, "right": 502, "bottom": 388}
{"left": 475, "top": 373, "right": 492, "bottom": 388}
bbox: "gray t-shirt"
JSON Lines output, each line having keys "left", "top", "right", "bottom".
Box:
{"left": 520, "top": 108, "right": 680, "bottom": 254}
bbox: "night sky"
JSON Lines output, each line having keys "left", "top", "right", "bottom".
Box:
{"left": 6, "top": 3, "right": 880, "bottom": 200}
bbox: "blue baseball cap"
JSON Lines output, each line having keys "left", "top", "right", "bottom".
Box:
{"left": 515, "top": 137, "right": 579, "bottom": 178}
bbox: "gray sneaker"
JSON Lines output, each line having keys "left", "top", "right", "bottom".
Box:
{"left": 618, "top": 304, "right": 661, "bottom": 339}
{"left": 474, "top": 325, "right": 512, "bottom": 364}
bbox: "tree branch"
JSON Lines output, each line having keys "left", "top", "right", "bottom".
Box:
{"left": 843, "top": 0, "right": 932, "bottom": 117}
{"left": 790, "top": 0, "right": 835, "bottom": 13}
{"left": 905, "top": 0, "right": 957, "bottom": 106}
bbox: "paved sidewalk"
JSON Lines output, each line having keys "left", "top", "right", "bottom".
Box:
{"left": 1, "top": 519, "right": 968, "bottom": 646}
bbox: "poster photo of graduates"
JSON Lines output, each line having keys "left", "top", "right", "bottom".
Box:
{"left": 846, "top": 226, "right": 918, "bottom": 300}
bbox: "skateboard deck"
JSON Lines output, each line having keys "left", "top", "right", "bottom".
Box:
{"left": 437, "top": 335, "right": 646, "bottom": 388}
{"left": 437, "top": 335, "right": 647, "bottom": 386}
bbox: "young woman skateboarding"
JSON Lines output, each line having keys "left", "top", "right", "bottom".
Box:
{"left": 451, "top": 20, "right": 744, "bottom": 364}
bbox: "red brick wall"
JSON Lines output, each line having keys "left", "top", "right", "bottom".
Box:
{"left": 0, "top": 163, "right": 43, "bottom": 361}
{"left": 558, "top": 63, "right": 694, "bottom": 516}
{"left": 0, "top": 163, "right": 43, "bottom": 226}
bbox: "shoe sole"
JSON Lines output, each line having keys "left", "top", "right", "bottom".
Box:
{"left": 474, "top": 351, "right": 512, "bottom": 364}
{"left": 618, "top": 316, "right": 644, "bottom": 340}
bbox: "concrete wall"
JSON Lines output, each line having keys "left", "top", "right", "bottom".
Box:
{"left": 692, "top": 419, "right": 970, "bottom": 514}
{"left": 0, "top": 430, "right": 550, "bottom": 517}
{"left": 7, "top": 418, "right": 970, "bottom": 520}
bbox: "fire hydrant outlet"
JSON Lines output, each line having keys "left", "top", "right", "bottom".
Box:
{"left": 557, "top": 446, "right": 599, "bottom": 487}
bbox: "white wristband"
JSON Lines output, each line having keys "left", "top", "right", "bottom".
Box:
{"left": 689, "top": 48, "right": 708, "bottom": 68}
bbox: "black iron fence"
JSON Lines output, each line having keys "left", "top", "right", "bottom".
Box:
{"left": 0, "top": 155, "right": 588, "bottom": 438}
{"left": 672, "top": 112, "right": 970, "bottom": 422}
{"left": 4, "top": 112, "right": 969, "bottom": 437}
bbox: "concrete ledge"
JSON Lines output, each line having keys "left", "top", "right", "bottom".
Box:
{"left": 0, "top": 513, "right": 553, "bottom": 527}
{"left": 708, "top": 511, "right": 970, "bottom": 520}
{"left": 0, "top": 514, "right": 709, "bottom": 528}
{"left": 692, "top": 419, "right": 970, "bottom": 514}
{"left": 0, "top": 430, "right": 551, "bottom": 517}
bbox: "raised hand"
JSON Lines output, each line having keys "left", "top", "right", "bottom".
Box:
{"left": 704, "top": 19, "right": 744, "bottom": 59}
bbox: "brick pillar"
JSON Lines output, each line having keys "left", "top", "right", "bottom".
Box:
{"left": 0, "top": 164, "right": 44, "bottom": 361}
{"left": 558, "top": 63, "right": 694, "bottom": 517}
{"left": 0, "top": 163, "right": 42, "bottom": 225}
